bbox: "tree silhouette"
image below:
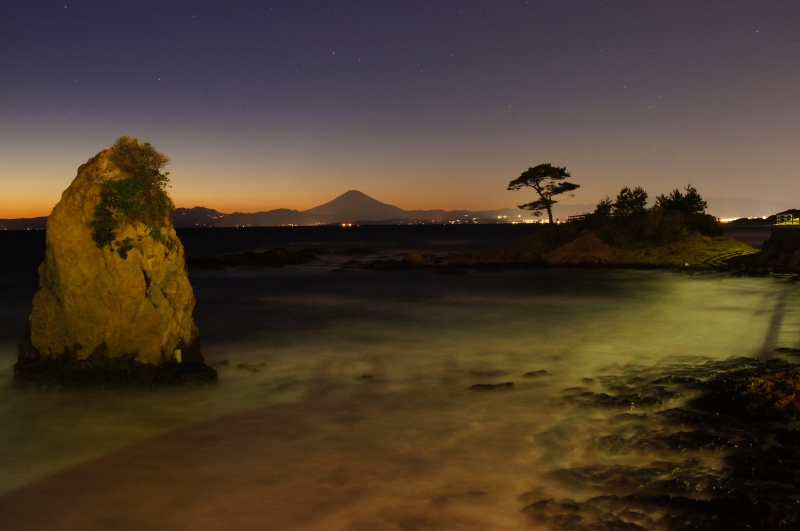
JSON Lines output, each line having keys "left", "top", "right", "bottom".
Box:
{"left": 654, "top": 185, "right": 708, "bottom": 214}
{"left": 594, "top": 196, "right": 613, "bottom": 217}
{"left": 612, "top": 186, "right": 648, "bottom": 216}
{"left": 507, "top": 163, "right": 579, "bottom": 224}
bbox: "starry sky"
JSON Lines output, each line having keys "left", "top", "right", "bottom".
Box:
{"left": 1, "top": 1, "right": 798, "bottom": 218}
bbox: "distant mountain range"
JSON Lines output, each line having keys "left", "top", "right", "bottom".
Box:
{"left": 0, "top": 216, "right": 48, "bottom": 230}
{"left": 2, "top": 190, "right": 794, "bottom": 230}
{"left": 173, "top": 190, "right": 535, "bottom": 228}
{"left": 0, "top": 190, "right": 534, "bottom": 230}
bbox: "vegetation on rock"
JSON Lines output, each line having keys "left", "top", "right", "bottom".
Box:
{"left": 654, "top": 184, "right": 708, "bottom": 214}
{"left": 89, "top": 136, "right": 174, "bottom": 255}
{"left": 611, "top": 186, "right": 648, "bottom": 216}
{"left": 589, "top": 184, "right": 723, "bottom": 243}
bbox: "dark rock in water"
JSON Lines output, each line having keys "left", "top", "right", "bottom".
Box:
{"left": 774, "top": 429, "right": 800, "bottom": 447}
{"left": 650, "top": 375, "right": 701, "bottom": 384}
{"left": 437, "top": 266, "right": 468, "bottom": 275}
{"left": 523, "top": 489, "right": 800, "bottom": 530}
{"left": 523, "top": 369, "right": 548, "bottom": 377}
{"left": 237, "top": 362, "right": 267, "bottom": 372}
{"left": 572, "top": 391, "right": 663, "bottom": 409}
{"left": 654, "top": 407, "right": 752, "bottom": 433}
{"left": 594, "top": 430, "right": 746, "bottom": 455}
{"left": 660, "top": 430, "right": 740, "bottom": 452}
{"left": 692, "top": 363, "right": 800, "bottom": 421}
{"left": 335, "top": 248, "right": 377, "bottom": 255}
{"left": 302, "top": 247, "right": 330, "bottom": 255}
{"left": 766, "top": 358, "right": 792, "bottom": 366}
{"left": 186, "top": 248, "right": 318, "bottom": 270}
{"left": 470, "top": 382, "right": 514, "bottom": 390}
{"left": 469, "top": 369, "right": 508, "bottom": 377}
{"left": 549, "top": 459, "right": 715, "bottom": 497}
{"left": 212, "top": 359, "right": 229, "bottom": 368}
{"left": 775, "top": 347, "right": 800, "bottom": 356}
{"left": 403, "top": 251, "right": 431, "bottom": 266}
{"left": 562, "top": 386, "right": 589, "bottom": 393}
{"left": 365, "top": 259, "right": 415, "bottom": 271}
{"left": 729, "top": 446, "right": 800, "bottom": 486}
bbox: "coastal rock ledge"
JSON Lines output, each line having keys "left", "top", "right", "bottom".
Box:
{"left": 14, "top": 137, "right": 216, "bottom": 388}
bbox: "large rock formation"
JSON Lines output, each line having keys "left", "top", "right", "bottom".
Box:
{"left": 15, "top": 137, "right": 216, "bottom": 388}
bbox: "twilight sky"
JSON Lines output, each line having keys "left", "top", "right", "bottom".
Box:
{"left": 1, "top": 1, "right": 798, "bottom": 218}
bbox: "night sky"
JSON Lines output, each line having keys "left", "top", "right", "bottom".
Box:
{"left": 1, "top": 1, "right": 798, "bottom": 218}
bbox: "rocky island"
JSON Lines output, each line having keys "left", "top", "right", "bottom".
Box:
{"left": 14, "top": 137, "right": 216, "bottom": 388}
{"left": 441, "top": 210, "right": 756, "bottom": 268}
{"left": 441, "top": 185, "right": 757, "bottom": 268}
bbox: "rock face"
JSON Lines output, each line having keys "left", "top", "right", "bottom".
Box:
{"left": 732, "top": 225, "right": 800, "bottom": 272}
{"left": 15, "top": 138, "right": 216, "bottom": 388}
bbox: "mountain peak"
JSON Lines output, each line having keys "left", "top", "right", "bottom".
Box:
{"left": 302, "top": 190, "right": 407, "bottom": 220}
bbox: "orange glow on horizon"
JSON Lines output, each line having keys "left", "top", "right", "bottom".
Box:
{"left": 1, "top": 194, "right": 530, "bottom": 220}
{"left": 0, "top": 201, "right": 55, "bottom": 220}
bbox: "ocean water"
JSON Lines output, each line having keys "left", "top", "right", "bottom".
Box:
{"left": 0, "top": 227, "right": 797, "bottom": 530}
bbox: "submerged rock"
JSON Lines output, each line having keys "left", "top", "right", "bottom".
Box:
{"left": 470, "top": 382, "right": 514, "bottom": 390}
{"left": 523, "top": 369, "right": 549, "bottom": 377}
{"left": 186, "top": 248, "right": 319, "bottom": 270}
{"left": 14, "top": 137, "right": 216, "bottom": 388}
{"left": 775, "top": 347, "right": 800, "bottom": 356}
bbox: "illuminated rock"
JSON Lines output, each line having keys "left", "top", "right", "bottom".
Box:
{"left": 402, "top": 252, "right": 431, "bottom": 266}
{"left": 14, "top": 138, "right": 216, "bottom": 387}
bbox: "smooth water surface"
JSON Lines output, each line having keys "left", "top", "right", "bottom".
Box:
{"left": 0, "top": 228, "right": 797, "bottom": 529}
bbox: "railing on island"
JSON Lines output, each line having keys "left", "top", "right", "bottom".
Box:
{"left": 775, "top": 213, "right": 800, "bottom": 226}
{"left": 567, "top": 214, "right": 587, "bottom": 222}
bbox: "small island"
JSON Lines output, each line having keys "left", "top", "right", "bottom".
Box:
{"left": 440, "top": 165, "right": 757, "bottom": 268}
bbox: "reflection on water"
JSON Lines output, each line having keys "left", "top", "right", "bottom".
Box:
{"left": 1, "top": 266, "right": 799, "bottom": 529}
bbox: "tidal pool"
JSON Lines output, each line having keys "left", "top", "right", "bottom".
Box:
{"left": 1, "top": 266, "right": 798, "bottom": 530}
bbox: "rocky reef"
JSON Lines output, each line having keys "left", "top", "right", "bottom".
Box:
{"left": 14, "top": 137, "right": 216, "bottom": 388}
{"left": 186, "top": 248, "right": 320, "bottom": 270}
{"left": 523, "top": 356, "right": 800, "bottom": 530}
